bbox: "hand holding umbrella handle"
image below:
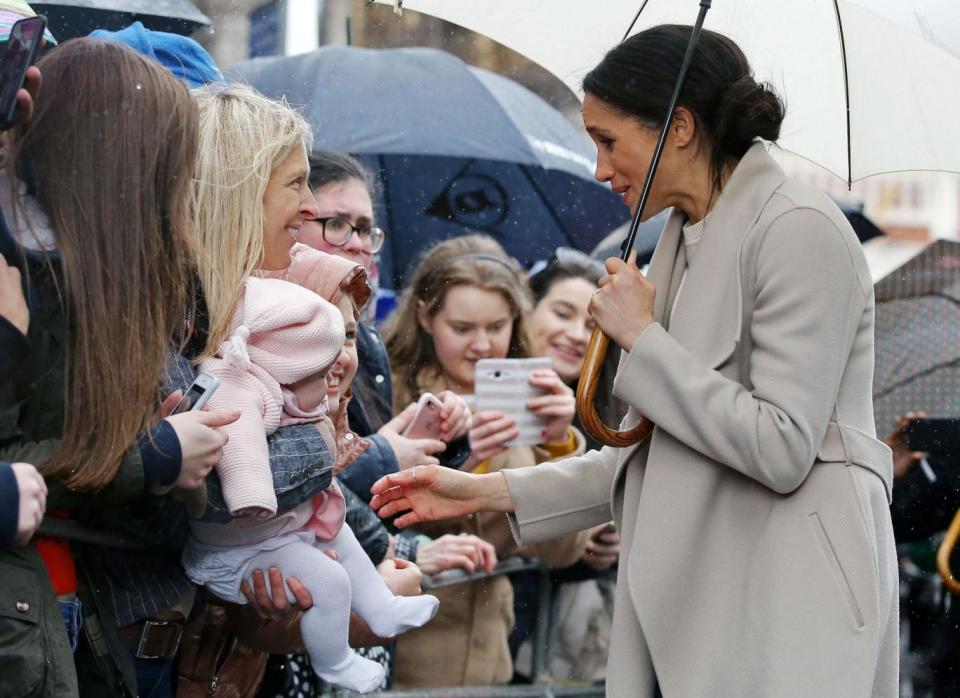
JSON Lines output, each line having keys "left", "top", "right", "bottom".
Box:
{"left": 937, "top": 508, "right": 960, "bottom": 594}
{"left": 577, "top": 0, "right": 711, "bottom": 449}
{"left": 575, "top": 327, "right": 653, "bottom": 448}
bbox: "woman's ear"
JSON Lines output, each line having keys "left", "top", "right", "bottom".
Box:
{"left": 416, "top": 300, "right": 432, "bottom": 334}
{"left": 671, "top": 106, "right": 697, "bottom": 150}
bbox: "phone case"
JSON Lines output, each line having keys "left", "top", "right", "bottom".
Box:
{"left": 0, "top": 16, "right": 46, "bottom": 128}
{"left": 905, "top": 417, "right": 960, "bottom": 453}
{"left": 173, "top": 373, "right": 220, "bottom": 414}
{"left": 474, "top": 358, "right": 552, "bottom": 447}
{"left": 404, "top": 393, "right": 443, "bottom": 440}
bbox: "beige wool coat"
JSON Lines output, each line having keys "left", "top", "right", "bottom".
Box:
{"left": 502, "top": 143, "right": 898, "bottom": 698}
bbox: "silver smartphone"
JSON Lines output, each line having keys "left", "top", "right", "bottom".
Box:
{"left": 171, "top": 372, "right": 219, "bottom": 415}
{"left": 474, "top": 357, "right": 552, "bottom": 447}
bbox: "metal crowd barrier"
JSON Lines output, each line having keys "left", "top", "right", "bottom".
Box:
{"left": 366, "top": 685, "right": 605, "bottom": 698}
{"left": 423, "top": 556, "right": 555, "bottom": 684}
{"left": 346, "top": 556, "right": 607, "bottom": 698}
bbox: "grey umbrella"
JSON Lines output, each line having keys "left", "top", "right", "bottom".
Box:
{"left": 873, "top": 239, "right": 960, "bottom": 435}
{"left": 32, "top": 0, "right": 209, "bottom": 40}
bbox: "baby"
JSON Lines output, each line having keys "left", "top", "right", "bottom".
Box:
{"left": 182, "top": 276, "right": 438, "bottom": 693}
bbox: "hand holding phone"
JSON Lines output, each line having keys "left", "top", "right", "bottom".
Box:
{"left": 403, "top": 393, "right": 444, "bottom": 441}
{"left": 0, "top": 16, "right": 46, "bottom": 130}
{"left": 171, "top": 372, "right": 220, "bottom": 415}
{"left": 474, "top": 358, "right": 552, "bottom": 447}
{"left": 903, "top": 417, "right": 960, "bottom": 482}
{"left": 151, "top": 373, "right": 234, "bottom": 496}
{"left": 379, "top": 404, "right": 446, "bottom": 471}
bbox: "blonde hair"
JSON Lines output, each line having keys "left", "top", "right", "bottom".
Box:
{"left": 383, "top": 235, "right": 532, "bottom": 408}
{"left": 190, "top": 83, "right": 313, "bottom": 359}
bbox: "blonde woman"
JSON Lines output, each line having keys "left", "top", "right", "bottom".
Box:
{"left": 381, "top": 235, "right": 589, "bottom": 688}
{"left": 175, "top": 84, "right": 336, "bottom": 621}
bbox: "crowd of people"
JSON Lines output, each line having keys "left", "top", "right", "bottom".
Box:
{"left": 0, "top": 5, "right": 623, "bottom": 696}
{"left": 2, "top": 3, "right": 923, "bottom": 697}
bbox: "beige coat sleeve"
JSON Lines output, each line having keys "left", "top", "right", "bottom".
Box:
{"left": 502, "top": 444, "right": 618, "bottom": 546}
{"left": 616, "top": 208, "right": 869, "bottom": 494}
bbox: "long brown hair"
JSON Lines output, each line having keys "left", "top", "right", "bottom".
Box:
{"left": 10, "top": 39, "right": 199, "bottom": 490}
{"left": 383, "top": 235, "right": 531, "bottom": 408}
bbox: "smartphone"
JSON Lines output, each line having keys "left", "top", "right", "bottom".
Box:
{"left": 905, "top": 417, "right": 960, "bottom": 454}
{"left": 171, "top": 372, "right": 220, "bottom": 415}
{"left": 0, "top": 16, "right": 46, "bottom": 130}
{"left": 474, "top": 357, "right": 552, "bottom": 447}
{"left": 403, "top": 392, "right": 444, "bottom": 440}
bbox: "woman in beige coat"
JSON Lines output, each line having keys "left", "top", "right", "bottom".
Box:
{"left": 371, "top": 25, "right": 897, "bottom": 698}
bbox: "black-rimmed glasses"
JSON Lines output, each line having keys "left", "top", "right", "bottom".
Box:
{"left": 316, "top": 216, "right": 386, "bottom": 254}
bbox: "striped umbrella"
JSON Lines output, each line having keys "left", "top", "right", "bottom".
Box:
{"left": 0, "top": 0, "right": 57, "bottom": 44}
{"left": 873, "top": 239, "right": 960, "bottom": 435}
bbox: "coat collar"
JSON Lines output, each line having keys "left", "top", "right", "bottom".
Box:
{"left": 645, "top": 142, "right": 786, "bottom": 368}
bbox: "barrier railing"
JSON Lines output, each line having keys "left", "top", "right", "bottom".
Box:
{"left": 422, "top": 556, "right": 554, "bottom": 683}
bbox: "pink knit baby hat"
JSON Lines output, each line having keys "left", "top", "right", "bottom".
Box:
{"left": 277, "top": 243, "right": 372, "bottom": 308}
{"left": 223, "top": 276, "right": 345, "bottom": 385}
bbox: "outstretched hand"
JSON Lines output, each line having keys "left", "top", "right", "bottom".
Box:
{"left": 370, "top": 465, "right": 512, "bottom": 529}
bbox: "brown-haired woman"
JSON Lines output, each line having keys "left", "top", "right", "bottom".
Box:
{"left": 382, "top": 235, "right": 589, "bottom": 688}
{"left": 0, "top": 39, "right": 236, "bottom": 697}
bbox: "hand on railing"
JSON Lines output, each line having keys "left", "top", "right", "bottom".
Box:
{"left": 422, "top": 555, "right": 547, "bottom": 591}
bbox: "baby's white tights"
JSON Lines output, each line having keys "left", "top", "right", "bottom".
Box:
{"left": 244, "top": 524, "right": 438, "bottom": 693}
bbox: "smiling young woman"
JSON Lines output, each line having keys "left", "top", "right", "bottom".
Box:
{"left": 527, "top": 249, "right": 605, "bottom": 385}
{"left": 381, "top": 235, "right": 589, "bottom": 688}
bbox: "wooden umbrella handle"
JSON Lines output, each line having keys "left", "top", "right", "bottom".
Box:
{"left": 575, "top": 326, "right": 653, "bottom": 448}
{"left": 937, "top": 508, "right": 960, "bottom": 594}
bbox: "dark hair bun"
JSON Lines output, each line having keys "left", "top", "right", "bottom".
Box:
{"left": 584, "top": 25, "right": 788, "bottom": 186}
{"left": 715, "top": 76, "right": 785, "bottom": 156}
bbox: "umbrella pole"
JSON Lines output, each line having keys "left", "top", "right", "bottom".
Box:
{"left": 577, "top": 0, "right": 713, "bottom": 448}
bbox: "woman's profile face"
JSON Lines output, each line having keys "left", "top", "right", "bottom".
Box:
{"left": 528, "top": 276, "right": 596, "bottom": 384}
{"left": 582, "top": 93, "right": 665, "bottom": 220}
{"left": 261, "top": 142, "right": 317, "bottom": 271}
{"left": 422, "top": 284, "right": 513, "bottom": 394}
{"left": 328, "top": 294, "right": 359, "bottom": 416}
{"left": 299, "top": 178, "right": 376, "bottom": 271}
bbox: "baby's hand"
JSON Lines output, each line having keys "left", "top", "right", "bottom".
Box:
{"left": 236, "top": 506, "right": 273, "bottom": 520}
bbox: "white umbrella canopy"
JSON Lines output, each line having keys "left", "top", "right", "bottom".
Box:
{"left": 373, "top": 0, "right": 960, "bottom": 184}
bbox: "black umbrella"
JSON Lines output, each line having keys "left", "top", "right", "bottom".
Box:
{"left": 33, "top": 0, "right": 209, "bottom": 40}
{"left": 873, "top": 239, "right": 960, "bottom": 436}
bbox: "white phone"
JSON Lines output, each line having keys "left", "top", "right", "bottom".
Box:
{"left": 474, "top": 357, "right": 552, "bottom": 447}
{"left": 403, "top": 392, "right": 444, "bottom": 440}
{"left": 171, "top": 372, "right": 219, "bottom": 415}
